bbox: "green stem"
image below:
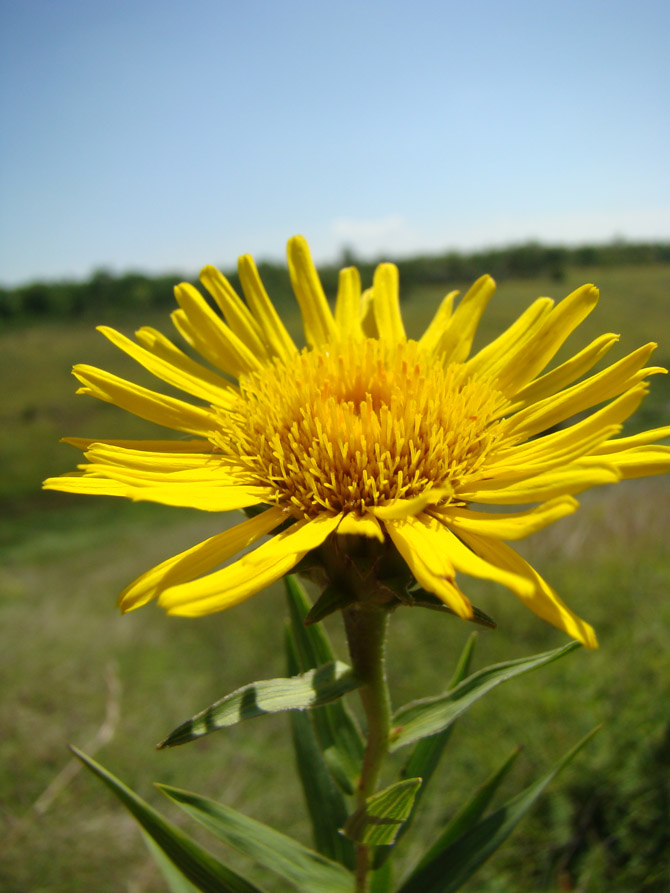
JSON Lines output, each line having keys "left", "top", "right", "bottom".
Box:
{"left": 342, "top": 604, "right": 392, "bottom": 893}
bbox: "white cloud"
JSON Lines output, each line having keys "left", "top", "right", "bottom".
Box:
{"left": 330, "top": 215, "right": 422, "bottom": 259}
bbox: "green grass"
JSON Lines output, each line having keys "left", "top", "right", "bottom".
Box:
{"left": 1, "top": 264, "right": 669, "bottom": 892}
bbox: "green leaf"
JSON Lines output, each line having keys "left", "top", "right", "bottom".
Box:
{"left": 369, "top": 858, "right": 394, "bottom": 893}
{"left": 71, "top": 747, "right": 265, "bottom": 893}
{"left": 158, "top": 661, "right": 360, "bottom": 748}
{"left": 284, "top": 575, "right": 364, "bottom": 793}
{"left": 390, "top": 642, "right": 580, "bottom": 751}
{"left": 398, "top": 726, "right": 600, "bottom": 893}
{"left": 285, "top": 575, "right": 338, "bottom": 668}
{"left": 159, "top": 784, "right": 353, "bottom": 893}
{"left": 373, "top": 634, "right": 478, "bottom": 871}
{"left": 416, "top": 746, "right": 521, "bottom": 869}
{"left": 401, "top": 634, "right": 478, "bottom": 785}
{"left": 285, "top": 630, "right": 355, "bottom": 870}
{"left": 343, "top": 778, "right": 422, "bottom": 846}
{"left": 140, "top": 831, "right": 202, "bottom": 893}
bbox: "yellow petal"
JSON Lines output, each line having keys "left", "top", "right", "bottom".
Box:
{"left": 200, "top": 265, "right": 269, "bottom": 360}
{"left": 465, "top": 297, "right": 553, "bottom": 381}
{"left": 479, "top": 425, "right": 622, "bottom": 487}
{"left": 97, "top": 326, "right": 235, "bottom": 407}
{"left": 120, "top": 506, "right": 286, "bottom": 611}
{"left": 72, "top": 365, "right": 215, "bottom": 436}
{"left": 502, "top": 344, "right": 662, "bottom": 439}
{"left": 126, "top": 483, "right": 270, "bottom": 511}
{"left": 587, "top": 445, "right": 670, "bottom": 479}
{"left": 435, "top": 274, "right": 496, "bottom": 364}
{"left": 436, "top": 523, "right": 535, "bottom": 597}
{"left": 287, "top": 235, "right": 337, "bottom": 347}
{"left": 512, "top": 333, "right": 619, "bottom": 406}
{"left": 174, "top": 282, "right": 261, "bottom": 377}
{"left": 460, "top": 462, "right": 621, "bottom": 504}
{"left": 62, "top": 437, "right": 212, "bottom": 452}
{"left": 372, "top": 263, "right": 405, "bottom": 345}
{"left": 237, "top": 253, "right": 297, "bottom": 361}
{"left": 82, "top": 444, "right": 222, "bottom": 472}
{"left": 47, "top": 468, "right": 267, "bottom": 510}
{"left": 418, "top": 290, "right": 457, "bottom": 355}
{"left": 158, "top": 512, "right": 341, "bottom": 615}
{"left": 360, "top": 287, "right": 377, "bottom": 337}
{"left": 43, "top": 474, "right": 130, "bottom": 497}
{"left": 456, "top": 530, "right": 598, "bottom": 649}
{"left": 495, "top": 283, "right": 600, "bottom": 394}
{"left": 337, "top": 513, "right": 385, "bottom": 541}
{"left": 135, "top": 327, "right": 238, "bottom": 406}
{"left": 592, "top": 426, "right": 670, "bottom": 454}
{"left": 385, "top": 516, "right": 473, "bottom": 618}
{"left": 80, "top": 459, "right": 245, "bottom": 485}
{"left": 85, "top": 443, "right": 230, "bottom": 483}
{"left": 371, "top": 487, "right": 452, "bottom": 520}
{"left": 488, "top": 386, "right": 649, "bottom": 475}
{"left": 435, "top": 496, "right": 579, "bottom": 540}
{"left": 334, "top": 266, "right": 364, "bottom": 340}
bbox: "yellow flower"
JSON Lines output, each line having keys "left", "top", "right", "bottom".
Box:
{"left": 44, "top": 237, "right": 670, "bottom": 647}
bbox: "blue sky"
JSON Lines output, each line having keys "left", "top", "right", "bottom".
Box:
{"left": 1, "top": 0, "right": 668, "bottom": 285}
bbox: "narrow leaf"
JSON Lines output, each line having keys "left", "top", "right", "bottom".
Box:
{"left": 402, "top": 634, "right": 478, "bottom": 784}
{"left": 390, "top": 642, "right": 580, "bottom": 751}
{"left": 369, "top": 858, "right": 394, "bottom": 893}
{"left": 398, "top": 726, "right": 600, "bottom": 893}
{"left": 417, "top": 746, "right": 521, "bottom": 868}
{"left": 158, "top": 661, "right": 360, "bottom": 748}
{"left": 284, "top": 575, "right": 364, "bottom": 793}
{"left": 71, "top": 747, "right": 264, "bottom": 893}
{"left": 141, "top": 831, "right": 202, "bottom": 893}
{"left": 285, "top": 630, "right": 355, "bottom": 870}
{"left": 285, "top": 574, "right": 337, "bottom": 668}
{"left": 372, "top": 634, "right": 478, "bottom": 870}
{"left": 344, "top": 778, "right": 422, "bottom": 846}
{"left": 159, "top": 784, "right": 353, "bottom": 893}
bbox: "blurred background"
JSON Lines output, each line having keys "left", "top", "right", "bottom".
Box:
{"left": 1, "top": 1, "right": 669, "bottom": 891}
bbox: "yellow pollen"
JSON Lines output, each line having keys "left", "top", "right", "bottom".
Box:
{"left": 212, "top": 339, "right": 504, "bottom": 518}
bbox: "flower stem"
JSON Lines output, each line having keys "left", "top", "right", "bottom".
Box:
{"left": 342, "top": 603, "right": 392, "bottom": 893}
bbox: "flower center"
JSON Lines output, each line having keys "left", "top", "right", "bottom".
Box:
{"left": 214, "top": 339, "right": 505, "bottom": 518}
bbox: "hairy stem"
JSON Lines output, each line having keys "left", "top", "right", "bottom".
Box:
{"left": 342, "top": 604, "right": 392, "bottom": 893}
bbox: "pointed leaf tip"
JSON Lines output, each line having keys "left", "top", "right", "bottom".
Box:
{"left": 158, "top": 661, "right": 360, "bottom": 748}
{"left": 70, "top": 747, "right": 265, "bottom": 893}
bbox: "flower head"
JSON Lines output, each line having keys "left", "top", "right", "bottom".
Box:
{"left": 44, "top": 237, "right": 670, "bottom": 647}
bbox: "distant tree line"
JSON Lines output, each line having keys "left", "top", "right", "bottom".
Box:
{"left": 2, "top": 240, "right": 669, "bottom": 321}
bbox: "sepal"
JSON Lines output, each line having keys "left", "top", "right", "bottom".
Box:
{"left": 305, "top": 582, "right": 357, "bottom": 624}
{"left": 409, "top": 587, "right": 497, "bottom": 628}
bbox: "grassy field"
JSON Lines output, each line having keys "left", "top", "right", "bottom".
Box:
{"left": 1, "top": 264, "right": 669, "bottom": 892}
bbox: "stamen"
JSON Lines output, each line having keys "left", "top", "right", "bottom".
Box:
{"left": 213, "top": 338, "right": 505, "bottom": 518}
